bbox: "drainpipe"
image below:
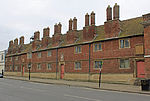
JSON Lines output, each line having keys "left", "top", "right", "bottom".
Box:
{"left": 88, "top": 43, "right": 91, "bottom": 81}
{"left": 13, "top": 57, "right": 14, "bottom": 72}
{"left": 56, "top": 48, "right": 58, "bottom": 79}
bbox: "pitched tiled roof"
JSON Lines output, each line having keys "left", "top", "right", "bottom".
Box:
{"left": 8, "top": 16, "right": 144, "bottom": 55}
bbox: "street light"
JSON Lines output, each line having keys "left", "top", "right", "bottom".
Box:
{"left": 99, "top": 61, "right": 103, "bottom": 88}
{"left": 28, "top": 63, "right": 31, "bottom": 80}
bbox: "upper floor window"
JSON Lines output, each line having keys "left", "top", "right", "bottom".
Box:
{"left": 37, "top": 52, "right": 41, "bottom": 58}
{"left": 47, "top": 50, "right": 52, "bottom": 57}
{"left": 94, "top": 43, "right": 102, "bottom": 51}
{"left": 75, "top": 62, "right": 81, "bottom": 69}
{"left": 94, "top": 61, "right": 103, "bottom": 69}
{"left": 120, "top": 39, "right": 130, "bottom": 48}
{"left": 120, "top": 59, "right": 130, "bottom": 69}
{"left": 75, "top": 46, "right": 81, "bottom": 53}
{"left": 27, "top": 53, "right": 32, "bottom": 59}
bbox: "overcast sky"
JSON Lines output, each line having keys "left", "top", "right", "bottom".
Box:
{"left": 0, "top": 0, "right": 150, "bottom": 51}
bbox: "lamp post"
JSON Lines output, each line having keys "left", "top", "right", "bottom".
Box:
{"left": 99, "top": 61, "right": 103, "bottom": 88}
{"left": 28, "top": 63, "right": 31, "bottom": 80}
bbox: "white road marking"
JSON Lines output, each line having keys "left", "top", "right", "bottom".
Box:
{"left": 64, "top": 94, "right": 102, "bottom": 101}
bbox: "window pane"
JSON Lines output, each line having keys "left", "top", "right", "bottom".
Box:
{"left": 75, "top": 62, "right": 81, "bottom": 69}
{"left": 124, "top": 59, "right": 129, "bottom": 68}
{"left": 125, "top": 40, "right": 129, "bottom": 48}
{"left": 120, "top": 40, "right": 124, "bottom": 48}
{"left": 75, "top": 47, "right": 78, "bottom": 53}
{"left": 78, "top": 46, "right": 81, "bottom": 52}
{"left": 47, "top": 63, "right": 51, "bottom": 70}
{"left": 48, "top": 51, "right": 51, "bottom": 56}
{"left": 98, "top": 43, "right": 102, "bottom": 50}
{"left": 95, "top": 44, "right": 97, "bottom": 51}
{"left": 120, "top": 59, "right": 124, "bottom": 68}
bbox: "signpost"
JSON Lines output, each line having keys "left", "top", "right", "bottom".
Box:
{"left": 99, "top": 61, "right": 103, "bottom": 88}
{"left": 28, "top": 63, "right": 31, "bottom": 80}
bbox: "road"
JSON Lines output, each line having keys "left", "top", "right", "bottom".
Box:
{"left": 0, "top": 78, "right": 150, "bottom": 101}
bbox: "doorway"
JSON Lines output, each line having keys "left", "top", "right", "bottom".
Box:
{"left": 137, "top": 61, "right": 145, "bottom": 78}
{"left": 22, "top": 66, "right": 25, "bottom": 76}
{"left": 60, "top": 64, "right": 64, "bottom": 79}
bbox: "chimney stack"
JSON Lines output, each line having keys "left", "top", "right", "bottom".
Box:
{"left": 14, "top": 38, "right": 18, "bottom": 46}
{"left": 19, "top": 36, "right": 24, "bottom": 45}
{"left": 43, "top": 27, "right": 50, "bottom": 37}
{"left": 9, "top": 40, "right": 13, "bottom": 47}
{"left": 54, "top": 23, "right": 58, "bottom": 34}
{"left": 85, "top": 13, "right": 89, "bottom": 26}
{"left": 58, "top": 22, "right": 62, "bottom": 33}
{"left": 34, "top": 31, "right": 40, "bottom": 40}
{"left": 69, "top": 18, "right": 73, "bottom": 31}
{"left": 113, "top": 3, "right": 120, "bottom": 20}
{"left": 73, "top": 17, "right": 77, "bottom": 30}
{"left": 91, "top": 11, "right": 95, "bottom": 25}
{"left": 107, "top": 5, "right": 112, "bottom": 21}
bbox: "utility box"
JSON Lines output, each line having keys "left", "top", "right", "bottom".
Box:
{"left": 141, "top": 79, "right": 150, "bottom": 91}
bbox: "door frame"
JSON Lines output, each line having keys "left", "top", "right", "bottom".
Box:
{"left": 135, "top": 59, "right": 145, "bottom": 78}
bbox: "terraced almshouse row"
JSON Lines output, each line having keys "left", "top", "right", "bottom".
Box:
{"left": 5, "top": 3, "right": 150, "bottom": 84}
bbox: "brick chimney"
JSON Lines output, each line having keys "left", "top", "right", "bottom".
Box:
{"left": 85, "top": 13, "right": 89, "bottom": 26}
{"left": 14, "top": 38, "right": 18, "bottom": 46}
{"left": 54, "top": 23, "right": 58, "bottom": 34}
{"left": 19, "top": 36, "right": 24, "bottom": 45}
{"left": 73, "top": 17, "right": 77, "bottom": 30}
{"left": 34, "top": 31, "right": 40, "bottom": 40}
{"left": 43, "top": 27, "right": 50, "bottom": 37}
{"left": 107, "top": 5, "right": 112, "bottom": 21}
{"left": 9, "top": 40, "right": 13, "bottom": 47}
{"left": 58, "top": 22, "right": 62, "bottom": 33}
{"left": 91, "top": 11, "right": 95, "bottom": 25}
{"left": 69, "top": 18, "right": 73, "bottom": 31}
{"left": 113, "top": 3, "right": 120, "bottom": 20}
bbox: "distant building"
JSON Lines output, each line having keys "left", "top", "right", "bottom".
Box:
{"left": 4, "top": 3, "right": 150, "bottom": 84}
{"left": 0, "top": 50, "right": 6, "bottom": 73}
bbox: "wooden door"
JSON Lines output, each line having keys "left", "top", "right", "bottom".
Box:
{"left": 137, "top": 61, "right": 145, "bottom": 78}
{"left": 60, "top": 64, "right": 64, "bottom": 79}
{"left": 22, "top": 66, "right": 24, "bottom": 76}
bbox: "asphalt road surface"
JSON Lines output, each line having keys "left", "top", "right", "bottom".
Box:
{"left": 0, "top": 78, "right": 150, "bottom": 101}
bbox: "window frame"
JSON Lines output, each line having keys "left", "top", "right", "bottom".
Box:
{"left": 119, "top": 39, "right": 130, "bottom": 49}
{"left": 75, "top": 45, "right": 82, "bottom": 54}
{"left": 94, "top": 60, "right": 103, "bottom": 69}
{"left": 47, "top": 63, "right": 52, "bottom": 70}
{"left": 37, "top": 63, "right": 41, "bottom": 70}
{"left": 74, "top": 61, "right": 81, "bottom": 70}
{"left": 37, "top": 52, "right": 41, "bottom": 58}
{"left": 47, "top": 50, "right": 52, "bottom": 57}
{"left": 119, "top": 59, "right": 130, "bottom": 69}
{"left": 93, "top": 42, "right": 102, "bottom": 52}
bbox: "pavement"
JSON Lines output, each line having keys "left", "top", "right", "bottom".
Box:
{"left": 1, "top": 78, "right": 150, "bottom": 101}
{"left": 4, "top": 76, "right": 150, "bottom": 95}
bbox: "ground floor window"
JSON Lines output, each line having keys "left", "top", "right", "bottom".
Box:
{"left": 37, "top": 63, "right": 41, "bottom": 70}
{"left": 47, "top": 63, "right": 51, "bottom": 70}
{"left": 75, "top": 62, "right": 81, "bottom": 69}
{"left": 94, "top": 61, "right": 103, "bottom": 69}
{"left": 120, "top": 59, "right": 130, "bottom": 68}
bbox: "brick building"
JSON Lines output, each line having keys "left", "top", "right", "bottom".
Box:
{"left": 5, "top": 3, "right": 150, "bottom": 84}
